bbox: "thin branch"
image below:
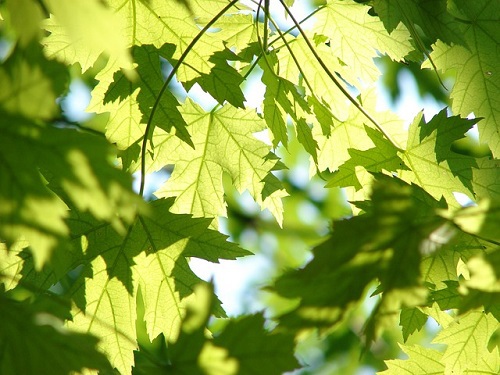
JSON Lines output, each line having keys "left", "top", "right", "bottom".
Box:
{"left": 139, "top": 0, "right": 239, "bottom": 196}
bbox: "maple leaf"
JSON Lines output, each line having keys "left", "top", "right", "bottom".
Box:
{"left": 154, "top": 99, "right": 288, "bottom": 225}
{"left": 274, "top": 175, "right": 444, "bottom": 339}
{"left": 379, "top": 344, "right": 445, "bottom": 375}
{"left": 42, "top": 0, "right": 132, "bottom": 72}
{"left": 400, "top": 307, "right": 428, "bottom": 342}
{"left": 104, "top": 44, "right": 192, "bottom": 146}
{"left": 314, "top": 87, "right": 407, "bottom": 175}
{"left": 107, "top": 0, "right": 230, "bottom": 82}
{"left": 134, "top": 283, "right": 299, "bottom": 375}
{"left": 65, "top": 198, "right": 246, "bottom": 373}
{"left": 187, "top": 48, "right": 246, "bottom": 109}
{"left": 373, "top": 0, "right": 465, "bottom": 46}
{"left": 0, "top": 292, "right": 113, "bottom": 375}
{"left": 420, "top": 230, "right": 486, "bottom": 290}
{"left": 0, "top": 41, "right": 68, "bottom": 120}
{"left": 425, "top": 1, "right": 500, "bottom": 157}
{"left": 0, "top": 111, "right": 141, "bottom": 268}
{"left": 448, "top": 199, "right": 500, "bottom": 243}
{"left": 313, "top": 0, "right": 412, "bottom": 85}
{"left": 433, "top": 311, "right": 500, "bottom": 375}
{"left": 204, "top": 13, "right": 258, "bottom": 53}
{"left": 398, "top": 109, "right": 478, "bottom": 205}
{"left": 326, "top": 124, "right": 406, "bottom": 191}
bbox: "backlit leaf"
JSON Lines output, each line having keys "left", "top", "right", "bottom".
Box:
{"left": 425, "top": 1, "right": 500, "bottom": 157}
{"left": 379, "top": 344, "right": 444, "bottom": 375}
{"left": 155, "top": 100, "right": 288, "bottom": 225}
{"left": 433, "top": 311, "right": 500, "bottom": 375}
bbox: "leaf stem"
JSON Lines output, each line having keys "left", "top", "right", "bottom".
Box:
{"left": 277, "top": 0, "right": 403, "bottom": 151}
{"left": 395, "top": 2, "right": 447, "bottom": 91}
{"left": 263, "top": 0, "right": 269, "bottom": 52}
{"left": 139, "top": 0, "right": 239, "bottom": 197}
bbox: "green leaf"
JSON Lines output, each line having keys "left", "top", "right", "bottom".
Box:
{"left": 191, "top": 48, "right": 246, "bottom": 108}
{"left": 0, "top": 41, "right": 68, "bottom": 120}
{"left": 373, "top": 0, "right": 465, "bottom": 45}
{"left": 274, "top": 175, "right": 443, "bottom": 338}
{"left": 43, "top": 0, "right": 132, "bottom": 72}
{"left": 0, "top": 292, "right": 113, "bottom": 375}
{"left": 308, "top": 95, "right": 334, "bottom": 137}
{"left": 66, "top": 198, "right": 246, "bottom": 372}
{"left": 399, "top": 109, "right": 478, "bottom": 205}
{"left": 69, "top": 256, "right": 137, "bottom": 375}
{"left": 154, "top": 100, "right": 288, "bottom": 225}
{"left": 204, "top": 13, "right": 258, "bottom": 53}
{"left": 259, "top": 52, "right": 312, "bottom": 148}
{"left": 213, "top": 314, "right": 300, "bottom": 375}
{"left": 448, "top": 199, "right": 500, "bottom": 243}
{"left": 104, "top": 44, "right": 193, "bottom": 147}
{"left": 135, "top": 284, "right": 299, "bottom": 375}
{"left": 379, "top": 344, "right": 445, "bottom": 375}
{"left": 433, "top": 311, "right": 500, "bottom": 375}
{"left": 107, "top": 0, "right": 230, "bottom": 83}
{"left": 314, "top": 87, "right": 407, "bottom": 175}
{"left": 326, "top": 124, "right": 406, "bottom": 191}
{"left": 430, "top": 281, "right": 462, "bottom": 311}
{"left": 425, "top": 1, "right": 500, "bottom": 157}
{"left": 472, "top": 157, "right": 500, "bottom": 201}
{"left": 313, "top": 0, "right": 412, "bottom": 84}
{"left": 464, "top": 347, "right": 500, "bottom": 375}
{"left": 295, "top": 118, "right": 318, "bottom": 164}
{"left": 0, "top": 112, "right": 140, "bottom": 268}
{"left": 400, "top": 307, "right": 428, "bottom": 342}
{"left": 4, "top": 0, "right": 44, "bottom": 45}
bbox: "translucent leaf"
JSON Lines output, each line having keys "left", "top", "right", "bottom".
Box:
{"left": 472, "top": 157, "right": 500, "bottom": 201}
{"left": 204, "top": 13, "right": 258, "bottom": 53}
{"left": 66, "top": 198, "right": 246, "bottom": 371}
{"left": 449, "top": 199, "right": 500, "bottom": 243}
{"left": 313, "top": 0, "right": 412, "bottom": 84}
{"left": 425, "top": 1, "right": 500, "bottom": 157}
{"left": 400, "top": 307, "right": 428, "bottom": 342}
{"left": 155, "top": 100, "right": 288, "bottom": 225}
{"left": 69, "top": 257, "right": 137, "bottom": 375}
{"left": 399, "top": 109, "right": 478, "bottom": 205}
{"left": 191, "top": 48, "right": 246, "bottom": 108}
{"left": 134, "top": 285, "right": 299, "bottom": 375}
{"left": 326, "top": 125, "right": 405, "bottom": 192}
{"left": 464, "top": 347, "right": 500, "bottom": 375}
{"left": 104, "top": 0, "right": 230, "bottom": 83}
{"left": 43, "top": 0, "right": 132, "bottom": 72}
{"left": 0, "top": 240, "right": 29, "bottom": 290}
{"left": 433, "top": 311, "right": 500, "bottom": 375}
{"left": 314, "top": 87, "right": 406, "bottom": 174}
{"left": 0, "top": 41, "right": 68, "bottom": 120}
{"left": 379, "top": 344, "right": 444, "bottom": 375}
{"left": 373, "top": 0, "right": 464, "bottom": 45}
{"left": 104, "top": 44, "right": 192, "bottom": 147}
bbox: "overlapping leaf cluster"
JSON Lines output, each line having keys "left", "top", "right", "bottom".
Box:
{"left": 0, "top": 0, "right": 499, "bottom": 373}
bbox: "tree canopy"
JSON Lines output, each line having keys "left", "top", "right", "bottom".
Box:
{"left": 0, "top": 0, "right": 499, "bottom": 374}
